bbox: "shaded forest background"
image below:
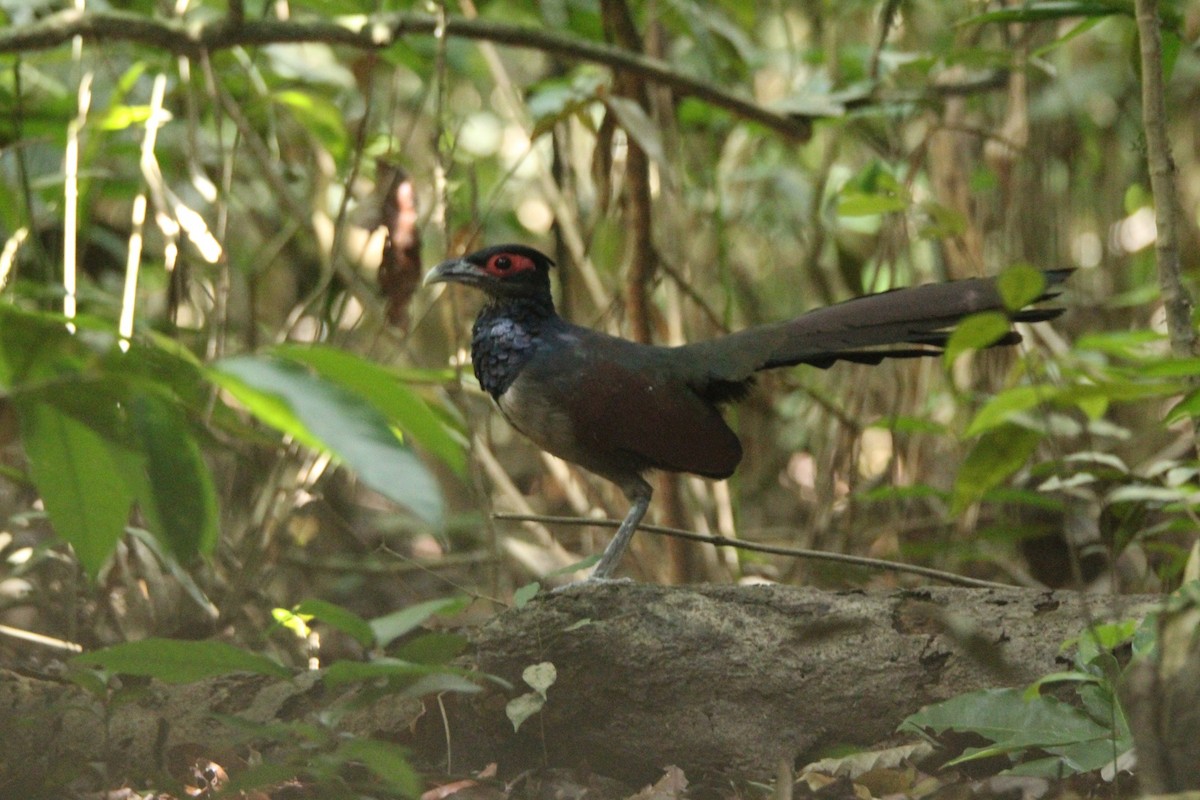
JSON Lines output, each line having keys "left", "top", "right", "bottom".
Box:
{"left": 0, "top": 0, "right": 1199, "bottom": 796}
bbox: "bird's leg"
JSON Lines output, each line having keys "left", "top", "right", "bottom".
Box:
{"left": 589, "top": 479, "right": 652, "bottom": 580}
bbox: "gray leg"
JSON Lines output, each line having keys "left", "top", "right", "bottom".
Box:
{"left": 589, "top": 480, "right": 652, "bottom": 580}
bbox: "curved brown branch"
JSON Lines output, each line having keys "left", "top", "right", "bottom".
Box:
{"left": 0, "top": 9, "right": 812, "bottom": 143}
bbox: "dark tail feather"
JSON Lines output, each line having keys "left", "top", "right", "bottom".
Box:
{"left": 683, "top": 269, "right": 1070, "bottom": 384}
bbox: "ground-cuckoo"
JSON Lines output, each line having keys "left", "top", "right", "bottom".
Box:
{"left": 426, "top": 245, "right": 1067, "bottom": 580}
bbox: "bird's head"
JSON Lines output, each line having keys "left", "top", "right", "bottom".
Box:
{"left": 424, "top": 244, "right": 554, "bottom": 299}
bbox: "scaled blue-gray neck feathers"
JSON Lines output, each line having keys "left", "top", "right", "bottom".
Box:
{"left": 471, "top": 295, "right": 558, "bottom": 399}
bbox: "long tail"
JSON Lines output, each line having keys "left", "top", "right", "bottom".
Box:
{"left": 682, "top": 269, "right": 1070, "bottom": 386}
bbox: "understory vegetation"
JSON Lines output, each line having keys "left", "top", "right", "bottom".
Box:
{"left": 0, "top": 0, "right": 1198, "bottom": 797}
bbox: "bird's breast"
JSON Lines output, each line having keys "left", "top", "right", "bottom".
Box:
{"left": 495, "top": 373, "right": 579, "bottom": 464}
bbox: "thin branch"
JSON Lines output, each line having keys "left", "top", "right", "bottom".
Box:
{"left": 493, "top": 512, "right": 1015, "bottom": 589}
{"left": 0, "top": 9, "right": 812, "bottom": 143}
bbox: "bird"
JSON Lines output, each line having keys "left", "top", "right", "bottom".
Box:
{"left": 425, "top": 244, "right": 1068, "bottom": 581}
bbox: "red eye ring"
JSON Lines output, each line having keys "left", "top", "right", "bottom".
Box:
{"left": 485, "top": 252, "right": 535, "bottom": 276}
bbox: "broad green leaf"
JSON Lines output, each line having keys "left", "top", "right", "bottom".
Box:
{"left": 293, "top": 599, "right": 375, "bottom": 648}
{"left": 207, "top": 365, "right": 325, "bottom": 451}
{"left": 513, "top": 582, "right": 540, "bottom": 608}
{"left": 17, "top": 402, "right": 133, "bottom": 578}
{"left": 952, "top": 424, "right": 1041, "bottom": 514}
{"left": 1071, "top": 619, "right": 1139, "bottom": 665}
{"left": 902, "top": 687, "right": 1112, "bottom": 752}
{"left": 369, "top": 596, "right": 469, "bottom": 648}
{"left": 402, "top": 672, "right": 483, "bottom": 697}
{"left": 996, "top": 264, "right": 1047, "bottom": 311}
{"left": 0, "top": 304, "right": 80, "bottom": 388}
{"left": 943, "top": 312, "right": 1011, "bottom": 365}
{"left": 319, "top": 657, "right": 469, "bottom": 687}
{"left": 334, "top": 738, "right": 421, "bottom": 796}
{"left": 74, "top": 638, "right": 289, "bottom": 682}
{"left": 272, "top": 344, "right": 466, "bottom": 476}
{"left": 394, "top": 632, "right": 469, "bottom": 665}
{"left": 127, "top": 393, "right": 218, "bottom": 560}
{"left": 210, "top": 356, "right": 443, "bottom": 526}
{"left": 966, "top": 385, "right": 1055, "bottom": 437}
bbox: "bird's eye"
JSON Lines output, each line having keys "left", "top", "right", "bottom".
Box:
{"left": 484, "top": 252, "right": 535, "bottom": 276}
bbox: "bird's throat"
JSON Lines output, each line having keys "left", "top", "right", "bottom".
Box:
{"left": 471, "top": 296, "right": 557, "bottom": 399}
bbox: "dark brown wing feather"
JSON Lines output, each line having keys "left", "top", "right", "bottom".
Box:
{"left": 505, "top": 327, "right": 743, "bottom": 483}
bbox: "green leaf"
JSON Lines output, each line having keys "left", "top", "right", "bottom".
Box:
{"left": 369, "top": 596, "right": 469, "bottom": 649}
{"left": 394, "top": 632, "right": 468, "bottom": 665}
{"left": 207, "top": 363, "right": 325, "bottom": 451}
{"left": 1134, "top": 358, "right": 1200, "bottom": 378}
{"left": 402, "top": 672, "right": 482, "bottom": 697}
{"left": 334, "top": 738, "right": 421, "bottom": 796}
{"left": 1024, "top": 670, "right": 1100, "bottom": 699}
{"left": 1073, "top": 329, "right": 1164, "bottom": 356}
{"left": 74, "top": 638, "right": 289, "bottom": 682}
{"left": 273, "top": 90, "right": 348, "bottom": 161}
{"left": 210, "top": 355, "right": 444, "bottom": 526}
{"left": 96, "top": 104, "right": 154, "bottom": 132}
{"left": 1167, "top": 388, "right": 1200, "bottom": 424}
{"left": 0, "top": 304, "right": 81, "bottom": 389}
{"left": 902, "top": 687, "right": 1113, "bottom": 753}
{"left": 293, "top": 599, "right": 375, "bottom": 648}
{"left": 870, "top": 416, "right": 948, "bottom": 435}
{"left": 836, "top": 191, "right": 908, "bottom": 217}
{"left": 952, "top": 424, "right": 1041, "bottom": 514}
{"left": 320, "top": 657, "right": 466, "bottom": 688}
{"left": 513, "top": 582, "right": 540, "bottom": 608}
{"left": 943, "top": 312, "right": 1011, "bottom": 365}
{"left": 17, "top": 402, "right": 133, "bottom": 578}
{"left": 966, "top": 385, "right": 1055, "bottom": 437}
{"left": 127, "top": 393, "right": 218, "bottom": 560}
{"left": 996, "top": 264, "right": 1047, "bottom": 311}
{"left": 272, "top": 344, "right": 466, "bottom": 476}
